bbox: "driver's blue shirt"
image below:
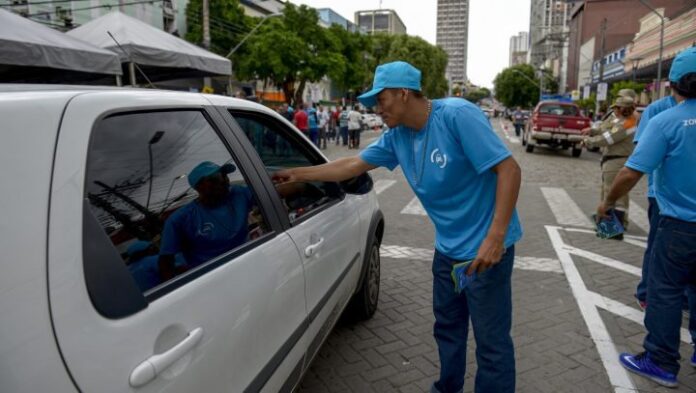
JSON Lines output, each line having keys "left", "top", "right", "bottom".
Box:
{"left": 626, "top": 99, "right": 696, "bottom": 222}
{"left": 633, "top": 95, "right": 677, "bottom": 198}
{"left": 360, "top": 98, "right": 523, "bottom": 260}
{"left": 160, "top": 185, "right": 253, "bottom": 267}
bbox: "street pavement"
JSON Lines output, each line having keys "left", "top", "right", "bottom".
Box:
{"left": 297, "top": 118, "right": 696, "bottom": 393}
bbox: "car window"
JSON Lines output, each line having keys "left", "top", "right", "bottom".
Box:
{"left": 538, "top": 104, "right": 579, "bottom": 116}
{"left": 84, "top": 110, "right": 271, "bottom": 295}
{"left": 231, "top": 111, "right": 343, "bottom": 223}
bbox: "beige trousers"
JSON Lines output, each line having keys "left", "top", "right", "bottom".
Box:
{"left": 601, "top": 157, "right": 629, "bottom": 221}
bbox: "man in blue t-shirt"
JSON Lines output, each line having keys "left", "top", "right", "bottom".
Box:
{"left": 273, "top": 61, "right": 522, "bottom": 393}
{"left": 159, "top": 161, "right": 254, "bottom": 280}
{"left": 633, "top": 94, "right": 677, "bottom": 308}
{"left": 596, "top": 47, "right": 696, "bottom": 388}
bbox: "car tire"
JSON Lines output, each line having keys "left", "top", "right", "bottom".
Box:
{"left": 345, "top": 238, "right": 380, "bottom": 321}
{"left": 525, "top": 143, "right": 534, "bottom": 153}
{"left": 572, "top": 147, "right": 582, "bottom": 158}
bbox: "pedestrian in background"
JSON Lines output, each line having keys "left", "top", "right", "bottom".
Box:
{"left": 347, "top": 105, "right": 362, "bottom": 149}
{"left": 512, "top": 106, "right": 525, "bottom": 137}
{"left": 307, "top": 103, "right": 319, "bottom": 147}
{"left": 273, "top": 61, "right": 522, "bottom": 393}
{"left": 596, "top": 47, "right": 696, "bottom": 389}
{"left": 583, "top": 94, "right": 638, "bottom": 232}
{"left": 318, "top": 105, "right": 330, "bottom": 149}
{"left": 339, "top": 106, "right": 350, "bottom": 146}
{"left": 293, "top": 104, "right": 308, "bottom": 138}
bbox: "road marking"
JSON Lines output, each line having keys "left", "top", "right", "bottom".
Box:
{"left": 628, "top": 200, "right": 650, "bottom": 234}
{"left": 587, "top": 291, "right": 691, "bottom": 344}
{"left": 562, "top": 227, "right": 647, "bottom": 242}
{"left": 373, "top": 180, "right": 397, "bottom": 195}
{"left": 400, "top": 197, "right": 427, "bottom": 216}
{"left": 498, "top": 119, "right": 521, "bottom": 144}
{"left": 541, "top": 187, "right": 594, "bottom": 228}
{"left": 563, "top": 246, "right": 642, "bottom": 277}
{"left": 546, "top": 225, "right": 638, "bottom": 392}
{"left": 381, "top": 245, "right": 562, "bottom": 274}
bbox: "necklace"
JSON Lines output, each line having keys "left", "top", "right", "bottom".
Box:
{"left": 411, "top": 100, "right": 432, "bottom": 186}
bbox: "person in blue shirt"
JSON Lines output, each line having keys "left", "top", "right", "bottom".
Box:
{"left": 633, "top": 94, "right": 677, "bottom": 308}
{"left": 596, "top": 46, "right": 696, "bottom": 388}
{"left": 306, "top": 103, "right": 320, "bottom": 147}
{"left": 126, "top": 240, "right": 186, "bottom": 292}
{"left": 159, "top": 161, "right": 254, "bottom": 280}
{"left": 273, "top": 61, "right": 522, "bottom": 393}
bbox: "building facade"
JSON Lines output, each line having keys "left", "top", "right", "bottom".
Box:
{"left": 529, "top": 0, "right": 571, "bottom": 92}
{"left": 317, "top": 8, "right": 363, "bottom": 33}
{"left": 354, "top": 9, "right": 406, "bottom": 35}
{"left": 436, "top": 0, "right": 469, "bottom": 85}
{"left": 509, "top": 31, "right": 529, "bottom": 66}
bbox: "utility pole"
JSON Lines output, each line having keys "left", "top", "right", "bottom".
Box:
{"left": 202, "top": 0, "right": 211, "bottom": 91}
{"left": 595, "top": 18, "right": 607, "bottom": 117}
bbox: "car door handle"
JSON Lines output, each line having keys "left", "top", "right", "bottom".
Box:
{"left": 129, "top": 327, "right": 204, "bottom": 387}
{"left": 304, "top": 237, "right": 325, "bottom": 257}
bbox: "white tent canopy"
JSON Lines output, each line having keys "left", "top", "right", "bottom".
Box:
{"left": 67, "top": 11, "right": 231, "bottom": 80}
{"left": 0, "top": 9, "right": 122, "bottom": 81}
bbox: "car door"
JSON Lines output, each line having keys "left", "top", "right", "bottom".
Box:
{"left": 47, "top": 91, "right": 307, "bottom": 393}
{"left": 223, "top": 109, "right": 363, "bottom": 362}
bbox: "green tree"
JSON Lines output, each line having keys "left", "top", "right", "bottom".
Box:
{"left": 234, "top": 4, "right": 344, "bottom": 104}
{"left": 494, "top": 64, "right": 539, "bottom": 108}
{"left": 463, "top": 88, "right": 489, "bottom": 103}
{"left": 185, "top": 0, "right": 251, "bottom": 56}
{"left": 367, "top": 34, "right": 449, "bottom": 98}
{"left": 326, "top": 25, "right": 372, "bottom": 96}
{"left": 609, "top": 80, "right": 645, "bottom": 103}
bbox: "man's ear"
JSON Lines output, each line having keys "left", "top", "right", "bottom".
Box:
{"left": 401, "top": 88, "right": 409, "bottom": 103}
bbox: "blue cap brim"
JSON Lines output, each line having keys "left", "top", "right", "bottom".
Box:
{"left": 357, "top": 87, "right": 384, "bottom": 107}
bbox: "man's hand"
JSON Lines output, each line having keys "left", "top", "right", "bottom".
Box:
{"left": 272, "top": 168, "right": 300, "bottom": 184}
{"left": 595, "top": 200, "right": 612, "bottom": 222}
{"left": 467, "top": 234, "right": 505, "bottom": 275}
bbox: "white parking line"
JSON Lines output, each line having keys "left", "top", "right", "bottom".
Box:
{"left": 400, "top": 197, "right": 427, "bottom": 216}
{"left": 373, "top": 180, "right": 397, "bottom": 195}
{"left": 546, "top": 225, "right": 639, "bottom": 392}
{"left": 564, "top": 246, "right": 642, "bottom": 277}
{"left": 587, "top": 291, "right": 691, "bottom": 344}
{"left": 628, "top": 200, "right": 650, "bottom": 234}
{"left": 541, "top": 187, "right": 594, "bottom": 228}
{"left": 381, "top": 245, "right": 562, "bottom": 274}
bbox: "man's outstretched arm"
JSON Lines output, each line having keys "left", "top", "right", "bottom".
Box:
{"left": 273, "top": 156, "right": 377, "bottom": 184}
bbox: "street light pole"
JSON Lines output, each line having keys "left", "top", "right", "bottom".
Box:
{"left": 638, "top": 0, "right": 665, "bottom": 98}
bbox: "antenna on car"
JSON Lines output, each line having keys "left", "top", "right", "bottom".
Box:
{"left": 107, "top": 31, "right": 156, "bottom": 89}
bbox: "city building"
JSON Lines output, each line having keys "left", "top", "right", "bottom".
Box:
{"left": 436, "top": 0, "right": 469, "bottom": 85}
{"left": 239, "top": 0, "right": 284, "bottom": 18}
{"left": 354, "top": 9, "right": 406, "bottom": 35}
{"left": 566, "top": 0, "right": 693, "bottom": 93}
{"left": 317, "top": 8, "right": 364, "bottom": 33}
{"left": 509, "top": 31, "right": 529, "bottom": 66}
{"left": 528, "top": 0, "right": 571, "bottom": 93}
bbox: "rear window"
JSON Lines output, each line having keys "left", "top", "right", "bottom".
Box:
{"left": 538, "top": 104, "right": 579, "bottom": 116}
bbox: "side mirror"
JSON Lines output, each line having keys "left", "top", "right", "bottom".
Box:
{"left": 340, "top": 172, "right": 373, "bottom": 195}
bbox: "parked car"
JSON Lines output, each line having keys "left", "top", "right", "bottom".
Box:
{"left": 0, "top": 85, "right": 384, "bottom": 393}
{"left": 360, "top": 113, "right": 383, "bottom": 130}
{"left": 522, "top": 101, "right": 591, "bottom": 157}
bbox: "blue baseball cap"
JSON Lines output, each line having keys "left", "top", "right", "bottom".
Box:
{"left": 358, "top": 61, "right": 422, "bottom": 107}
{"left": 188, "top": 161, "right": 236, "bottom": 188}
{"left": 669, "top": 46, "right": 696, "bottom": 82}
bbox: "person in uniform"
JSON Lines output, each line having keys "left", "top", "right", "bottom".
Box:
{"left": 584, "top": 95, "right": 638, "bottom": 233}
{"left": 596, "top": 46, "right": 696, "bottom": 388}
{"left": 273, "top": 61, "right": 522, "bottom": 393}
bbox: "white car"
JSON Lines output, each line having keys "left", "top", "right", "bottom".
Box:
{"left": 0, "top": 86, "right": 384, "bottom": 393}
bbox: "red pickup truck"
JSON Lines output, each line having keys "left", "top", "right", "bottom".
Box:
{"left": 522, "top": 101, "right": 592, "bottom": 158}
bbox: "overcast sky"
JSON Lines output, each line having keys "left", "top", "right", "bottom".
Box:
{"left": 292, "top": 0, "right": 531, "bottom": 88}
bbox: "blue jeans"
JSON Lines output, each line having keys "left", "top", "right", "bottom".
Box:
{"left": 309, "top": 127, "right": 319, "bottom": 146}
{"left": 643, "top": 217, "right": 696, "bottom": 375}
{"left": 636, "top": 197, "right": 660, "bottom": 302}
{"left": 431, "top": 247, "right": 515, "bottom": 393}
{"left": 340, "top": 126, "right": 348, "bottom": 146}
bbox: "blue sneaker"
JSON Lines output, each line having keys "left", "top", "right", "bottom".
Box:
{"left": 691, "top": 350, "right": 696, "bottom": 367}
{"left": 619, "top": 352, "right": 678, "bottom": 388}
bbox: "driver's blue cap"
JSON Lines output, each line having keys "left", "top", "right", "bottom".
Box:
{"left": 358, "top": 61, "right": 422, "bottom": 108}
{"left": 188, "top": 161, "right": 236, "bottom": 188}
{"left": 669, "top": 46, "right": 696, "bottom": 83}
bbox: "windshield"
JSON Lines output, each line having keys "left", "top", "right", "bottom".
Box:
{"left": 538, "top": 104, "right": 579, "bottom": 116}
